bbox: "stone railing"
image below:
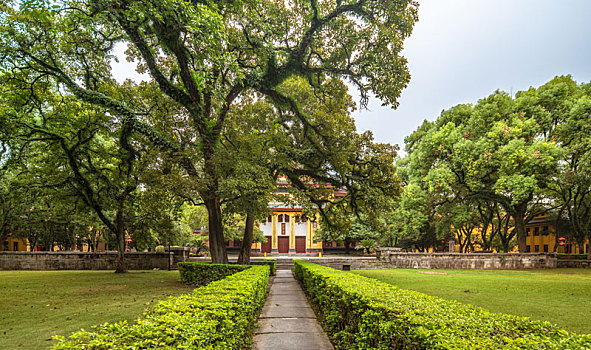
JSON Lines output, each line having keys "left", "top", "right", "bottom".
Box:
{"left": 376, "top": 251, "right": 557, "bottom": 269}
{"left": 0, "top": 251, "right": 173, "bottom": 270}
{"left": 299, "top": 256, "right": 388, "bottom": 270}
{"left": 557, "top": 259, "right": 591, "bottom": 268}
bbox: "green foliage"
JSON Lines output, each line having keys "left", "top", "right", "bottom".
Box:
{"left": 396, "top": 76, "right": 591, "bottom": 253}
{"left": 178, "top": 262, "right": 249, "bottom": 286}
{"left": 0, "top": 0, "right": 418, "bottom": 264}
{"left": 179, "top": 204, "right": 208, "bottom": 233}
{"left": 353, "top": 268, "right": 591, "bottom": 334}
{"left": 355, "top": 239, "right": 378, "bottom": 254}
{"left": 53, "top": 266, "right": 269, "bottom": 350}
{"left": 293, "top": 260, "right": 591, "bottom": 349}
{"left": 225, "top": 259, "right": 277, "bottom": 276}
{"left": 185, "top": 236, "right": 209, "bottom": 255}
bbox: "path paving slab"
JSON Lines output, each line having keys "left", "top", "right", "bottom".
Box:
{"left": 253, "top": 332, "right": 334, "bottom": 350}
{"left": 252, "top": 265, "right": 334, "bottom": 350}
{"left": 255, "top": 318, "right": 326, "bottom": 334}
{"left": 261, "top": 305, "right": 316, "bottom": 318}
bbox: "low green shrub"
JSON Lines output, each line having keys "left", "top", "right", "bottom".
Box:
{"left": 178, "top": 262, "right": 248, "bottom": 286}
{"left": 250, "top": 259, "right": 276, "bottom": 276}
{"left": 293, "top": 260, "right": 591, "bottom": 349}
{"left": 557, "top": 253, "right": 588, "bottom": 260}
{"left": 53, "top": 265, "right": 269, "bottom": 349}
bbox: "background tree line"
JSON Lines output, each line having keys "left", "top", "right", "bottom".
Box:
{"left": 394, "top": 76, "right": 591, "bottom": 257}
{"left": 1, "top": 0, "right": 417, "bottom": 270}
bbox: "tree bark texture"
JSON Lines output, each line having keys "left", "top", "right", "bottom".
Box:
{"left": 237, "top": 211, "right": 255, "bottom": 265}
{"left": 514, "top": 209, "right": 527, "bottom": 253}
{"left": 205, "top": 196, "right": 228, "bottom": 264}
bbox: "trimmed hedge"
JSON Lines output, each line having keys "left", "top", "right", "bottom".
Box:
{"left": 557, "top": 253, "right": 588, "bottom": 260}
{"left": 178, "top": 262, "right": 249, "bottom": 286}
{"left": 53, "top": 265, "right": 269, "bottom": 349}
{"left": 249, "top": 259, "right": 276, "bottom": 276}
{"left": 294, "top": 259, "right": 591, "bottom": 350}
{"left": 220, "top": 259, "right": 277, "bottom": 276}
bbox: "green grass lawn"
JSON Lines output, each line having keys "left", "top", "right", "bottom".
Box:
{"left": 0, "top": 270, "right": 194, "bottom": 350}
{"left": 353, "top": 268, "right": 591, "bottom": 334}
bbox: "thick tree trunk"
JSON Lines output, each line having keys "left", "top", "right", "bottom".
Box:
{"left": 0, "top": 231, "right": 7, "bottom": 251}
{"left": 237, "top": 211, "right": 255, "bottom": 265}
{"left": 344, "top": 238, "right": 351, "bottom": 254}
{"left": 205, "top": 196, "right": 228, "bottom": 264}
{"left": 114, "top": 211, "right": 127, "bottom": 273}
{"left": 514, "top": 209, "right": 527, "bottom": 253}
{"left": 115, "top": 234, "right": 126, "bottom": 273}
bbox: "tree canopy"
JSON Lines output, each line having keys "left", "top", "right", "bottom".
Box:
{"left": 1, "top": 0, "right": 418, "bottom": 264}
{"left": 397, "top": 76, "right": 591, "bottom": 255}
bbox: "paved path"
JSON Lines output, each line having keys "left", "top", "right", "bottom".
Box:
{"left": 252, "top": 262, "right": 334, "bottom": 350}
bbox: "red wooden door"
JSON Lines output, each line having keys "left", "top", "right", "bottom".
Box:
{"left": 295, "top": 237, "right": 306, "bottom": 253}
{"left": 278, "top": 236, "right": 289, "bottom": 253}
{"left": 261, "top": 236, "right": 272, "bottom": 253}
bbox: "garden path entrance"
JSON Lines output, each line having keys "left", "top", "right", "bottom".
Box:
{"left": 252, "top": 257, "right": 333, "bottom": 350}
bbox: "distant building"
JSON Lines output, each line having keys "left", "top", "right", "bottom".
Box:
{"left": 251, "top": 178, "right": 347, "bottom": 254}
{"left": 450, "top": 215, "right": 590, "bottom": 254}
{"left": 524, "top": 216, "right": 589, "bottom": 254}
{"left": 2, "top": 234, "right": 27, "bottom": 252}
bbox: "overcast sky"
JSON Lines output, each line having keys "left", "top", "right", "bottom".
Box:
{"left": 352, "top": 0, "right": 591, "bottom": 152}
{"left": 111, "top": 1, "right": 591, "bottom": 152}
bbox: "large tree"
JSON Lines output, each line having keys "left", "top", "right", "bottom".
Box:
{"left": 1, "top": 0, "right": 418, "bottom": 263}
{"left": 400, "top": 89, "right": 562, "bottom": 253}
{"left": 0, "top": 72, "right": 145, "bottom": 271}
{"left": 526, "top": 76, "right": 591, "bottom": 258}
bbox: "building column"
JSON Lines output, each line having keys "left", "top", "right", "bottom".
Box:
{"left": 289, "top": 214, "right": 296, "bottom": 253}
{"left": 306, "top": 220, "right": 311, "bottom": 252}
{"left": 271, "top": 214, "right": 278, "bottom": 253}
{"left": 308, "top": 219, "right": 322, "bottom": 253}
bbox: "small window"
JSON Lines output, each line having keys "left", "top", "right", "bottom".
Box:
{"left": 3, "top": 241, "right": 8, "bottom": 251}
{"left": 526, "top": 228, "right": 530, "bottom": 236}
{"left": 534, "top": 227, "right": 539, "bottom": 236}
{"left": 543, "top": 244, "right": 549, "bottom": 252}
{"left": 586, "top": 244, "right": 590, "bottom": 254}
{"left": 13, "top": 242, "right": 18, "bottom": 251}
{"left": 525, "top": 245, "right": 531, "bottom": 252}
{"left": 295, "top": 215, "right": 300, "bottom": 223}
{"left": 534, "top": 245, "right": 539, "bottom": 252}
{"left": 542, "top": 226, "right": 549, "bottom": 235}
{"left": 267, "top": 216, "right": 272, "bottom": 223}
{"left": 278, "top": 214, "right": 284, "bottom": 223}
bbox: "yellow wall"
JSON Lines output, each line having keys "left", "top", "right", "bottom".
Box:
{"left": 251, "top": 211, "right": 323, "bottom": 252}
{"left": 451, "top": 218, "right": 590, "bottom": 254}
{"left": 2, "top": 237, "right": 107, "bottom": 252}
{"left": 525, "top": 223, "right": 589, "bottom": 254}
{"left": 3, "top": 237, "right": 28, "bottom": 251}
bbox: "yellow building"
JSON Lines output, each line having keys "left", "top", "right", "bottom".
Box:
{"left": 2, "top": 235, "right": 28, "bottom": 252}
{"left": 250, "top": 178, "right": 346, "bottom": 254}
{"left": 252, "top": 202, "right": 324, "bottom": 254}
{"left": 525, "top": 217, "right": 589, "bottom": 254}
{"left": 2, "top": 235, "right": 107, "bottom": 252}
{"left": 450, "top": 216, "right": 590, "bottom": 254}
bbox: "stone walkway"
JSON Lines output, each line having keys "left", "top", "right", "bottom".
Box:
{"left": 252, "top": 260, "right": 334, "bottom": 350}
